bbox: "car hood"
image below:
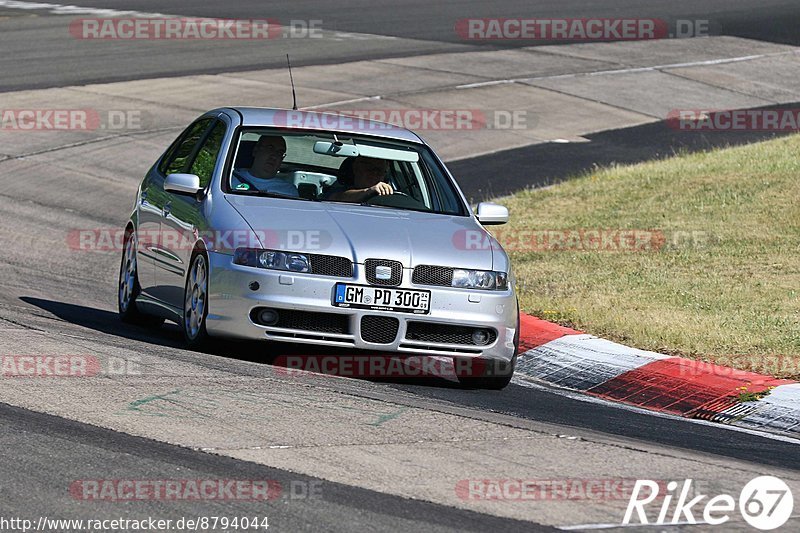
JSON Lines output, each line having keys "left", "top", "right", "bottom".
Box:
{"left": 224, "top": 195, "right": 495, "bottom": 270}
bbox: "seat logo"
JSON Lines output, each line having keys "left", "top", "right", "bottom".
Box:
{"left": 375, "top": 265, "right": 392, "bottom": 280}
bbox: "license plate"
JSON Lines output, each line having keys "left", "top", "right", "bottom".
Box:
{"left": 333, "top": 284, "right": 430, "bottom": 314}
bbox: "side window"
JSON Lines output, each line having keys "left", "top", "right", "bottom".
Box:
{"left": 420, "top": 150, "right": 463, "bottom": 215}
{"left": 189, "top": 121, "right": 226, "bottom": 188}
{"left": 157, "top": 135, "right": 183, "bottom": 175}
{"left": 390, "top": 161, "right": 430, "bottom": 207}
{"left": 160, "top": 118, "right": 213, "bottom": 175}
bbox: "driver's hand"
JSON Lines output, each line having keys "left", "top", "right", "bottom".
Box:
{"left": 369, "top": 182, "right": 394, "bottom": 196}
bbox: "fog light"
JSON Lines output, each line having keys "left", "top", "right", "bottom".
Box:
{"left": 472, "top": 329, "right": 490, "bottom": 345}
{"left": 258, "top": 308, "right": 279, "bottom": 326}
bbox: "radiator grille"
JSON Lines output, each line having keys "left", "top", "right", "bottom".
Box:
{"left": 412, "top": 265, "right": 453, "bottom": 286}
{"left": 309, "top": 254, "right": 353, "bottom": 277}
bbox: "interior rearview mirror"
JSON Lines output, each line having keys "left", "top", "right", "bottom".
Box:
{"left": 313, "top": 141, "right": 360, "bottom": 158}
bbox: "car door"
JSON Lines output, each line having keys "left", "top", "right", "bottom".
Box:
{"left": 135, "top": 167, "right": 166, "bottom": 296}
{"left": 146, "top": 117, "right": 215, "bottom": 304}
{"left": 136, "top": 121, "right": 207, "bottom": 296}
{"left": 155, "top": 117, "right": 228, "bottom": 309}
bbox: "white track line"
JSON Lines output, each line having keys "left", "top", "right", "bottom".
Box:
{"left": 561, "top": 515, "right": 800, "bottom": 530}
{"left": 304, "top": 48, "right": 798, "bottom": 116}
{"left": 559, "top": 520, "right": 712, "bottom": 530}
{"left": 454, "top": 49, "right": 800, "bottom": 89}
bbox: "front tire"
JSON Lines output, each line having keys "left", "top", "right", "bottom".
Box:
{"left": 183, "top": 251, "right": 211, "bottom": 349}
{"left": 118, "top": 228, "right": 163, "bottom": 327}
{"left": 457, "top": 354, "right": 517, "bottom": 390}
{"left": 457, "top": 304, "right": 520, "bottom": 390}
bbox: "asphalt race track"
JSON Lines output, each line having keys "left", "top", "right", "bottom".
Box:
{"left": 0, "top": 403, "right": 548, "bottom": 532}
{"left": 1, "top": 1, "right": 799, "bottom": 531}
{"left": 2, "top": 0, "right": 800, "bottom": 90}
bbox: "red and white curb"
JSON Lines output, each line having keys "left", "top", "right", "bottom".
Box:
{"left": 515, "top": 314, "right": 800, "bottom": 438}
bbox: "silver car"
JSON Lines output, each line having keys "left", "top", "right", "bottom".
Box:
{"left": 118, "top": 107, "right": 519, "bottom": 388}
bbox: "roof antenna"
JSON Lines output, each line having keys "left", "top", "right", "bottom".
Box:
{"left": 286, "top": 54, "right": 298, "bottom": 111}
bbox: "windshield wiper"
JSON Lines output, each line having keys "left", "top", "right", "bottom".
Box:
{"left": 235, "top": 190, "right": 311, "bottom": 201}
{"left": 357, "top": 202, "right": 433, "bottom": 214}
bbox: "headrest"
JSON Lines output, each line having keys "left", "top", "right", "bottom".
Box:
{"left": 337, "top": 157, "right": 356, "bottom": 187}
{"left": 234, "top": 140, "right": 258, "bottom": 168}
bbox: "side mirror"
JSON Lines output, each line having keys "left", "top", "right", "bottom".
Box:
{"left": 164, "top": 173, "right": 202, "bottom": 195}
{"left": 476, "top": 202, "right": 509, "bottom": 225}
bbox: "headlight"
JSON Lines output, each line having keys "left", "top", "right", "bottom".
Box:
{"left": 234, "top": 248, "right": 310, "bottom": 273}
{"left": 452, "top": 269, "right": 508, "bottom": 290}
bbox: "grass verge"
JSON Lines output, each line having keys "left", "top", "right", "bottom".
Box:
{"left": 500, "top": 135, "right": 800, "bottom": 377}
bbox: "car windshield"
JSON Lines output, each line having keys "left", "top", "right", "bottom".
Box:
{"left": 227, "top": 129, "right": 468, "bottom": 216}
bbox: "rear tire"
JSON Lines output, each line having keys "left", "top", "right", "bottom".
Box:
{"left": 183, "top": 251, "right": 211, "bottom": 349}
{"left": 118, "top": 227, "right": 164, "bottom": 327}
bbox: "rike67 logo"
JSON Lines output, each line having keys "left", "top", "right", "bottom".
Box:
{"left": 624, "top": 476, "right": 793, "bottom": 530}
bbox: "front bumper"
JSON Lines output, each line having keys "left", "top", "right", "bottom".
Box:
{"left": 205, "top": 251, "right": 518, "bottom": 362}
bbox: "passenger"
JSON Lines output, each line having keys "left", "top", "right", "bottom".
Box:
{"left": 233, "top": 135, "right": 299, "bottom": 197}
{"left": 325, "top": 156, "right": 392, "bottom": 203}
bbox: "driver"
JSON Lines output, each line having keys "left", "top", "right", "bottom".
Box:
{"left": 324, "top": 156, "right": 392, "bottom": 203}
{"left": 232, "top": 135, "right": 299, "bottom": 197}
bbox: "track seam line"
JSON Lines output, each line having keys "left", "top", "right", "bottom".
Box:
{"left": 198, "top": 434, "right": 542, "bottom": 452}
{"left": 241, "top": 46, "right": 799, "bottom": 114}
{"left": 64, "top": 86, "right": 210, "bottom": 113}
{"left": 660, "top": 69, "right": 787, "bottom": 105}
{"left": 516, "top": 48, "right": 800, "bottom": 82}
